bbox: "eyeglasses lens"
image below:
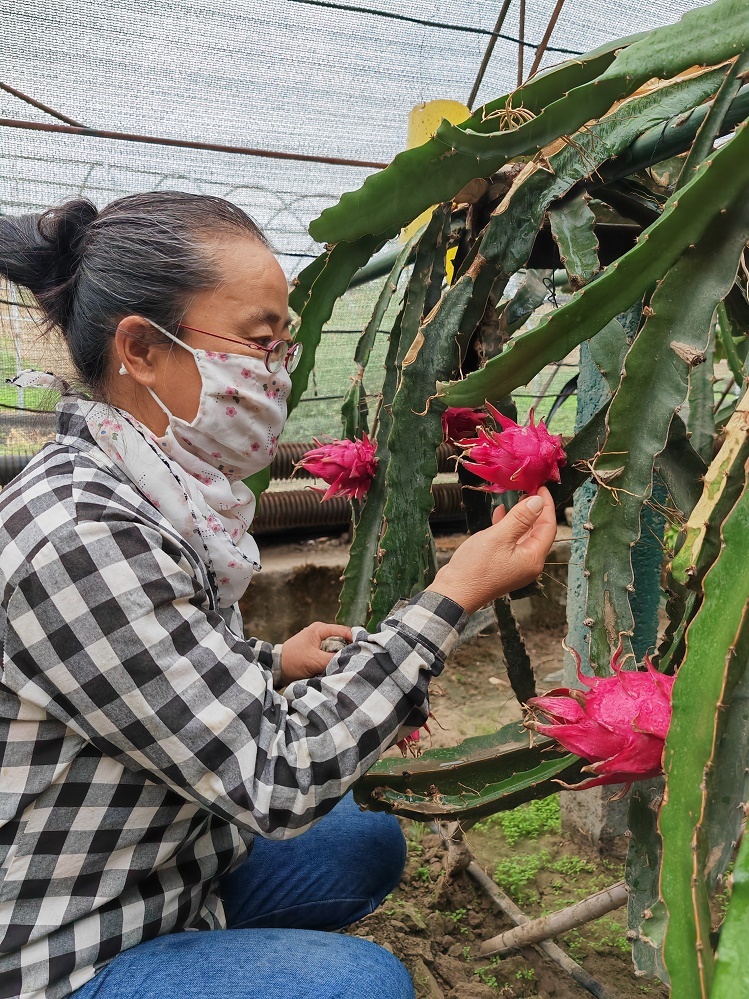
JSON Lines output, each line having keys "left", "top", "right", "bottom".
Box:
{"left": 266, "top": 341, "right": 287, "bottom": 373}
{"left": 286, "top": 342, "right": 302, "bottom": 373}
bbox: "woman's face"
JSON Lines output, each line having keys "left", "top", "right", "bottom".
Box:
{"left": 113, "top": 236, "right": 292, "bottom": 434}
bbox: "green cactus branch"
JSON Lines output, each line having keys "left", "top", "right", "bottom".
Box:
{"left": 676, "top": 52, "right": 749, "bottom": 190}
{"left": 340, "top": 234, "right": 417, "bottom": 441}
{"left": 710, "top": 809, "right": 749, "bottom": 997}
{"left": 548, "top": 193, "right": 600, "bottom": 291}
{"left": 440, "top": 118, "right": 749, "bottom": 409}
{"left": 337, "top": 216, "right": 447, "bottom": 625}
{"left": 717, "top": 300, "right": 746, "bottom": 387}
{"left": 660, "top": 472, "right": 749, "bottom": 997}
{"left": 308, "top": 41, "right": 629, "bottom": 245}
{"left": 369, "top": 209, "right": 468, "bottom": 627}
{"left": 354, "top": 727, "right": 583, "bottom": 822}
{"left": 337, "top": 307, "right": 404, "bottom": 625}
{"left": 310, "top": 0, "right": 747, "bottom": 245}
{"left": 435, "top": 69, "right": 725, "bottom": 413}
{"left": 671, "top": 390, "right": 749, "bottom": 590}
{"left": 583, "top": 189, "right": 749, "bottom": 671}
{"left": 338, "top": 211, "right": 452, "bottom": 626}
{"left": 626, "top": 781, "right": 668, "bottom": 982}
{"left": 288, "top": 230, "right": 397, "bottom": 413}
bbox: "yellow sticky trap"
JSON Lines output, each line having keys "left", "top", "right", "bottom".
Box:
{"left": 400, "top": 100, "right": 470, "bottom": 284}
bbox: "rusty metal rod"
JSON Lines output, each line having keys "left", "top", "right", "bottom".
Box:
{"left": 517, "top": 0, "right": 526, "bottom": 87}
{"left": 526, "top": 0, "right": 568, "bottom": 80}
{"left": 0, "top": 118, "right": 389, "bottom": 170}
{"left": 467, "top": 0, "right": 514, "bottom": 110}
{"left": 0, "top": 82, "right": 83, "bottom": 126}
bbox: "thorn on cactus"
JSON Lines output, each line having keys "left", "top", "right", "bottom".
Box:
{"left": 524, "top": 639, "right": 675, "bottom": 793}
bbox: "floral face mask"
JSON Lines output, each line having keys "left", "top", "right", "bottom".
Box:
{"left": 133, "top": 319, "right": 291, "bottom": 482}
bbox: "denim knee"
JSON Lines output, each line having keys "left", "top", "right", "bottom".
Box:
{"left": 356, "top": 810, "right": 407, "bottom": 904}
{"left": 351, "top": 938, "right": 415, "bottom": 999}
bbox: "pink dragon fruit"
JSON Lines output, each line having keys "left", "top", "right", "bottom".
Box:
{"left": 441, "top": 406, "right": 487, "bottom": 443}
{"left": 458, "top": 402, "right": 565, "bottom": 495}
{"left": 296, "top": 434, "right": 378, "bottom": 501}
{"left": 525, "top": 642, "right": 675, "bottom": 792}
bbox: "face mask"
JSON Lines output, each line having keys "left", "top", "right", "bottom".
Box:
{"left": 127, "top": 320, "right": 291, "bottom": 482}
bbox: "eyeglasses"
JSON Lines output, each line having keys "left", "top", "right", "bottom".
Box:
{"left": 178, "top": 323, "right": 303, "bottom": 374}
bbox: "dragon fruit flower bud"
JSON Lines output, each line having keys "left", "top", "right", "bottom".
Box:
{"left": 441, "top": 406, "right": 487, "bottom": 443}
{"left": 296, "top": 434, "right": 378, "bottom": 501}
{"left": 458, "top": 402, "right": 565, "bottom": 495}
{"left": 396, "top": 716, "right": 434, "bottom": 758}
{"left": 525, "top": 641, "right": 675, "bottom": 793}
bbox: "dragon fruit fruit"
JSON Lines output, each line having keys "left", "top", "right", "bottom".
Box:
{"left": 458, "top": 402, "right": 565, "bottom": 495}
{"left": 296, "top": 434, "right": 378, "bottom": 501}
{"left": 525, "top": 642, "right": 675, "bottom": 792}
{"left": 441, "top": 406, "right": 487, "bottom": 443}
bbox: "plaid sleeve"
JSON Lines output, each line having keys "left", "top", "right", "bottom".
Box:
{"left": 3, "top": 518, "right": 466, "bottom": 840}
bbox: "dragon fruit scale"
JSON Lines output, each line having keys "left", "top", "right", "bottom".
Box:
{"left": 525, "top": 641, "right": 675, "bottom": 792}
{"left": 458, "top": 402, "right": 565, "bottom": 495}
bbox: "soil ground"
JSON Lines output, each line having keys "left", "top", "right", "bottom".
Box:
{"left": 346, "top": 623, "right": 669, "bottom": 999}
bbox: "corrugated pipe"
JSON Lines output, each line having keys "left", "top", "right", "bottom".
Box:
{"left": 0, "top": 444, "right": 465, "bottom": 535}
{"left": 253, "top": 481, "right": 463, "bottom": 536}
{"left": 0, "top": 441, "right": 459, "bottom": 487}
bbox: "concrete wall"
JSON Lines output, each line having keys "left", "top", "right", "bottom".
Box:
{"left": 239, "top": 527, "right": 572, "bottom": 644}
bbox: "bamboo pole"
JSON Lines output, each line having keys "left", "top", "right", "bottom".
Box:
{"left": 479, "top": 880, "right": 628, "bottom": 957}
{"left": 466, "top": 863, "right": 621, "bottom": 999}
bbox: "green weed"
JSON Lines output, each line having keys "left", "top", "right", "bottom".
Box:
{"left": 474, "top": 966, "right": 500, "bottom": 989}
{"left": 475, "top": 796, "right": 562, "bottom": 845}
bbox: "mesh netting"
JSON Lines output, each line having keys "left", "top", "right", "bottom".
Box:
{"left": 0, "top": 0, "right": 712, "bottom": 454}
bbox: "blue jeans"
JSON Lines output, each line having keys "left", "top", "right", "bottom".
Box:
{"left": 71, "top": 794, "right": 413, "bottom": 999}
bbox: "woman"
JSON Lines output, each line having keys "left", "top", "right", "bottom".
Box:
{"left": 0, "top": 193, "right": 557, "bottom": 999}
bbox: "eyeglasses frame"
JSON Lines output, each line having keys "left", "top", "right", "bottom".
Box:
{"left": 177, "top": 323, "right": 303, "bottom": 373}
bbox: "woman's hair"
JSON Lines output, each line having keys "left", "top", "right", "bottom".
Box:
{"left": 0, "top": 192, "right": 269, "bottom": 389}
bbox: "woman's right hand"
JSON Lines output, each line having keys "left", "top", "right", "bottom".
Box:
{"left": 426, "top": 487, "right": 557, "bottom": 616}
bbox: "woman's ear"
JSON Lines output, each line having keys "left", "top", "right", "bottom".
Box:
{"left": 114, "top": 316, "right": 166, "bottom": 387}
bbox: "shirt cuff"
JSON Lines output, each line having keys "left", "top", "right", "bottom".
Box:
{"left": 271, "top": 643, "right": 284, "bottom": 688}
{"left": 379, "top": 588, "right": 468, "bottom": 678}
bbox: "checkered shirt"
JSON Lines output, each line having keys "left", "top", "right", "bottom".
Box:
{"left": 0, "top": 400, "right": 467, "bottom": 999}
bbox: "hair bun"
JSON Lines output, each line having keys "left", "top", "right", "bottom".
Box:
{"left": 38, "top": 199, "right": 98, "bottom": 281}
{"left": 0, "top": 198, "right": 98, "bottom": 330}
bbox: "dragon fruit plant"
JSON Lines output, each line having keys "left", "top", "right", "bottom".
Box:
{"left": 275, "top": 5, "right": 749, "bottom": 990}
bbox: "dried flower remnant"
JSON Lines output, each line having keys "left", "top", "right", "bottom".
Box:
{"left": 525, "top": 641, "right": 675, "bottom": 793}
{"left": 296, "top": 434, "right": 378, "bottom": 501}
{"left": 458, "top": 403, "right": 565, "bottom": 495}
{"left": 396, "top": 717, "right": 433, "bottom": 758}
{"left": 441, "top": 406, "right": 487, "bottom": 443}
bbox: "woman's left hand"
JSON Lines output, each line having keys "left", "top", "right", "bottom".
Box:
{"left": 280, "top": 622, "right": 354, "bottom": 684}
